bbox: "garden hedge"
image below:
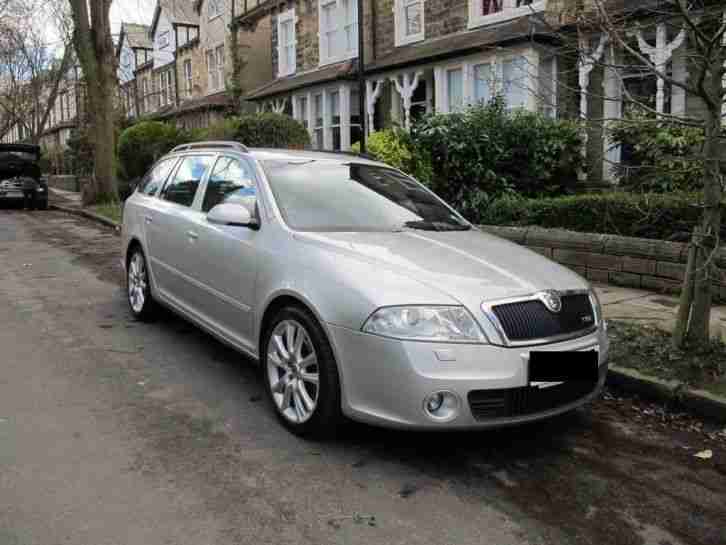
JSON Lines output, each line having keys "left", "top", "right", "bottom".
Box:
{"left": 478, "top": 191, "right": 722, "bottom": 241}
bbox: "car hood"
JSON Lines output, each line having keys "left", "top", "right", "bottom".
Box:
{"left": 295, "top": 228, "right": 588, "bottom": 305}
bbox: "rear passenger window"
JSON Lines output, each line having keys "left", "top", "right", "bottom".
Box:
{"left": 160, "top": 155, "right": 214, "bottom": 207}
{"left": 202, "top": 156, "right": 256, "bottom": 212}
{"left": 139, "top": 157, "right": 177, "bottom": 196}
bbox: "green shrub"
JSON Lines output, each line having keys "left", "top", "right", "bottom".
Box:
{"left": 351, "top": 128, "right": 432, "bottom": 184}
{"left": 187, "top": 113, "right": 309, "bottom": 149}
{"left": 65, "top": 128, "right": 94, "bottom": 176}
{"left": 478, "top": 191, "right": 720, "bottom": 240}
{"left": 411, "top": 99, "right": 583, "bottom": 218}
{"left": 609, "top": 112, "right": 705, "bottom": 192}
{"left": 117, "top": 121, "right": 188, "bottom": 181}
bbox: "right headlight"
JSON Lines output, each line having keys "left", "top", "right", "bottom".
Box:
{"left": 362, "top": 305, "right": 488, "bottom": 343}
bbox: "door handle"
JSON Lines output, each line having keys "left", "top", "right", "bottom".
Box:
{"left": 144, "top": 215, "right": 153, "bottom": 224}
{"left": 186, "top": 230, "right": 199, "bottom": 240}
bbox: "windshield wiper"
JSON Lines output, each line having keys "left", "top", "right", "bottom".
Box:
{"left": 403, "top": 220, "right": 471, "bottom": 232}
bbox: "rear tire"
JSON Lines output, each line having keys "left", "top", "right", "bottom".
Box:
{"left": 126, "top": 246, "right": 157, "bottom": 321}
{"left": 262, "top": 305, "right": 343, "bottom": 438}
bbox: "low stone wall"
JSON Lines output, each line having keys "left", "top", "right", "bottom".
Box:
{"left": 46, "top": 174, "right": 80, "bottom": 192}
{"left": 480, "top": 225, "right": 726, "bottom": 302}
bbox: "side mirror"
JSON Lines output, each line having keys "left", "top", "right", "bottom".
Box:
{"left": 207, "top": 202, "right": 259, "bottom": 230}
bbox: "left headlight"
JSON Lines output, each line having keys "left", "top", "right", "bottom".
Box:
{"left": 362, "top": 306, "right": 488, "bottom": 343}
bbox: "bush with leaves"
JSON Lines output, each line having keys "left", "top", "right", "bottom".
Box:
{"left": 65, "top": 128, "right": 94, "bottom": 176}
{"left": 117, "top": 121, "right": 188, "bottom": 181}
{"left": 608, "top": 112, "right": 706, "bottom": 192}
{"left": 351, "top": 128, "right": 432, "bottom": 184}
{"left": 478, "top": 191, "right": 725, "bottom": 241}
{"left": 189, "top": 113, "right": 310, "bottom": 149}
{"left": 411, "top": 99, "right": 583, "bottom": 219}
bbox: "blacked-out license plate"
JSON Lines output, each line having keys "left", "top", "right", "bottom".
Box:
{"left": 529, "top": 351, "right": 598, "bottom": 382}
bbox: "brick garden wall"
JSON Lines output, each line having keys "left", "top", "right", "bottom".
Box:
{"left": 480, "top": 225, "right": 726, "bottom": 302}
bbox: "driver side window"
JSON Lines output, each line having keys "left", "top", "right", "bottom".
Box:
{"left": 202, "top": 156, "right": 256, "bottom": 213}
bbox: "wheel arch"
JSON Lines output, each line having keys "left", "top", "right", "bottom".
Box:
{"left": 256, "top": 291, "right": 347, "bottom": 403}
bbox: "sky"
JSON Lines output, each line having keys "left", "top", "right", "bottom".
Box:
{"left": 110, "top": 0, "right": 157, "bottom": 37}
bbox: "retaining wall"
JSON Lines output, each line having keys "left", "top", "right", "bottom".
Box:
{"left": 480, "top": 225, "right": 726, "bottom": 302}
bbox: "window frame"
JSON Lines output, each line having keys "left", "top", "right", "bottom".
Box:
{"left": 436, "top": 50, "right": 542, "bottom": 114}
{"left": 277, "top": 8, "right": 297, "bottom": 77}
{"left": 206, "top": 44, "right": 225, "bottom": 92}
{"left": 207, "top": 0, "right": 223, "bottom": 20}
{"left": 467, "top": 0, "right": 544, "bottom": 31}
{"left": 200, "top": 154, "right": 258, "bottom": 213}
{"left": 394, "top": 0, "right": 425, "bottom": 47}
{"left": 183, "top": 59, "right": 193, "bottom": 97}
{"left": 318, "top": 0, "right": 358, "bottom": 67}
{"left": 159, "top": 153, "right": 215, "bottom": 208}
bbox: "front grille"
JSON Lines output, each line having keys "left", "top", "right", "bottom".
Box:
{"left": 468, "top": 379, "right": 599, "bottom": 420}
{"left": 491, "top": 293, "right": 594, "bottom": 342}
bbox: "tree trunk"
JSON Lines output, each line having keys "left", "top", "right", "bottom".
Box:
{"left": 674, "top": 100, "right": 723, "bottom": 348}
{"left": 69, "top": 0, "right": 118, "bottom": 204}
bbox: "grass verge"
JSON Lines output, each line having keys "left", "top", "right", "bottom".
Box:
{"left": 608, "top": 320, "right": 726, "bottom": 397}
{"left": 89, "top": 201, "right": 123, "bottom": 224}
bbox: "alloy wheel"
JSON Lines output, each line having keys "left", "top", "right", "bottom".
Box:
{"left": 128, "top": 252, "right": 147, "bottom": 314}
{"left": 266, "top": 319, "right": 320, "bottom": 424}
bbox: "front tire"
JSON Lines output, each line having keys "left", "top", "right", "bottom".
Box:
{"left": 263, "top": 305, "right": 343, "bottom": 438}
{"left": 126, "top": 247, "right": 157, "bottom": 321}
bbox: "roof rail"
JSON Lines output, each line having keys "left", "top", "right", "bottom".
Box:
{"left": 171, "top": 141, "right": 249, "bottom": 153}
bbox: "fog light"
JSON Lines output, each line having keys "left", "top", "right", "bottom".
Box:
{"left": 426, "top": 393, "right": 444, "bottom": 413}
{"left": 423, "top": 391, "right": 460, "bottom": 422}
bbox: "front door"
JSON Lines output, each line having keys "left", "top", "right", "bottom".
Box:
{"left": 187, "top": 154, "right": 260, "bottom": 351}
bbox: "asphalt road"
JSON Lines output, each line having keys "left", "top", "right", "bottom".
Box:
{"left": 1, "top": 208, "right": 725, "bottom": 545}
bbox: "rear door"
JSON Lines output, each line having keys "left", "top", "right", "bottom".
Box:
{"left": 145, "top": 154, "right": 215, "bottom": 308}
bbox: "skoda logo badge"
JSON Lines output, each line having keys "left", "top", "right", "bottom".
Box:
{"left": 538, "top": 290, "right": 562, "bottom": 313}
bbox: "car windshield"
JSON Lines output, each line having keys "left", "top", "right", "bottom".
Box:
{"left": 261, "top": 160, "right": 470, "bottom": 232}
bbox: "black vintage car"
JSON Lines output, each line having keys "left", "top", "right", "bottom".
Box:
{"left": 0, "top": 144, "right": 48, "bottom": 210}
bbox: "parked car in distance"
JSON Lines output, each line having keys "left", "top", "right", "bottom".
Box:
{"left": 0, "top": 144, "right": 48, "bottom": 210}
{"left": 121, "top": 141, "right": 609, "bottom": 437}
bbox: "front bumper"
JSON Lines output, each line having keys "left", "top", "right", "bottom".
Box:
{"left": 328, "top": 323, "right": 609, "bottom": 430}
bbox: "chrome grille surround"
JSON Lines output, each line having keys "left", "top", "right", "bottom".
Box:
{"left": 481, "top": 289, "right": 599, "bottom": 347}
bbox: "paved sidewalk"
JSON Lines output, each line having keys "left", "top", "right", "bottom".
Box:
{"left": 596, "top": 283, "right": 726, "bottom": 340}
{"left": 49, "top": 186, "right": 82, "bottom": 208}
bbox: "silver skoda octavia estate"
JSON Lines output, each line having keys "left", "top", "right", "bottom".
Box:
{"left": 121, "top": 141, "right": 609, "bottom": 437}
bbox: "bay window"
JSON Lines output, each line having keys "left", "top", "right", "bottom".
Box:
{"left": 319, "top": 0, "right": 358, "bottom": 66}
{"left": 291, "top": 83, "right": 359, "bottom": 151}
{"left": 277, "top": 9, "right": 297, "bottom": 77}
{"left": 395, "top": 0, "right": 424, "bottom": 46}
{"left": 436, "top": 51, "right": 548, "bottom": 114}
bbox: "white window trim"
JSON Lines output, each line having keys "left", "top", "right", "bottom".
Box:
{"left": 277, "top": 8, "right": 297, "bottom": 77}
{"left": 318, "top": 0, "right": 358, "bottom": 67}
{"left": 467, "top": 0, "right": 545, "bottom": 31}
{"left": 394, "top": 0, "right": 425, "bottom": 47}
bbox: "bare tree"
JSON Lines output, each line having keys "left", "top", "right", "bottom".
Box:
{"left": 0, "top": 0, "right": 73, "bottom": 144}
{"left": 547, "top": 0, "right": 725, "bottom": 348}
{"left": 68, "top": 0, "right": 118, "bottom": 203}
